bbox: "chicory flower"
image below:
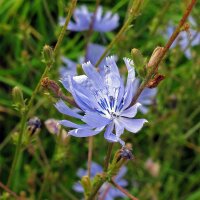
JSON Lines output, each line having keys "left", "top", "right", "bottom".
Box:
{"left": 73, "top": 162, "right": 128, "bottom": 200}
{"left": 55, "top": 56, "right": 147, "bottom": 145}
{"left": 59, "top": 6, "right": 119, "bottom": 32}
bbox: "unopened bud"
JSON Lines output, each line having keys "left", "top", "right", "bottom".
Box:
{"left": 148, "top": 47, "right": 164, "bottom": 68}
{"left": 42, "top": 45, "right": 54, "bottom": 65}
{"left": 131, "top": 48, "right": 145, "bottom": 68}
{"left": 81, "top": 176, "right": 92, "bottom": 196}
{"left": 12, "top": 86, "right": 25, "bottom": 112}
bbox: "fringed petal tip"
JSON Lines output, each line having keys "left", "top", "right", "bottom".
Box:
{"left": 106, "top": 55, "right": 116, "bottom": 65}
{"left": 123, "top": 57, "right": 134, "bottom": 69}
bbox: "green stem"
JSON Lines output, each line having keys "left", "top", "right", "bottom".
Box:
{"left": 103, "top": 143, "right": 114, "bottom": 172}
{"left": 54, "top": 0, "right": 77, "bottom": 55}
{"left": 6, "top": 0, "right": 77, "bottom": 187}
{"left": 95, "top": 0, "right": 143, "bottom": 67}
{"left": 6, "top": 113, "right": 26, "bottom": 186}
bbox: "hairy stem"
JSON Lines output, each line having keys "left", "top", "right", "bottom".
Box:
{"left": 130, "top": 0, "right": 197, "bottom": 106}
{"left": 7, "top": 0, "right": 77, "bottom": 187}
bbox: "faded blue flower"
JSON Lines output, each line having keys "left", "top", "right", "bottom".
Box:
{"left": 166, "top": 16, "right": 200, "bottom": 59}
{"left": 132, "top": 79, "right": 157, "bottom": 114}
{"left": 59, "top": 5, "right": 119, "bottom": 32}
{"left": 60, "top": 43, "right": 107, "bottom": 78}
{"left": 55, "top": 56, "right": 147, "bottom": 145}
{"left": 73, "top": 162, "right": 128, "bottom": 200}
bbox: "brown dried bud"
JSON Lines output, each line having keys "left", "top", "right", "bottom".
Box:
{"left": 147, "top": 74, "right": 165, "bottom": 88}
{"left": 148, "top": 47, "right": 164, "bottom": 68}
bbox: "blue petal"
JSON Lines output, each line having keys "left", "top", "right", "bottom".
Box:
{"left": 73, "top": 182, "right": 84, "bottom": 193}
{"left": 104, "top": 123, "right": 119, "bottom": 143}
{"left": 59, "top": 57, "right": 77, "bottom": 77}
{"left": 115, "top": 166, "right": 127, "bottom": 180}
{"left": 121, "top": 102, "right": 141, "bottom": 118}
{"left": 55, "top": 100, "right": 82, "bottom": 119}
{"left": 69, "top": 76, "right": 93, "bottom": 111}
{"left": 59, "top": 120, "right": 89, "bottom": 129}
{"left": 94, "top": 6, "right": 119, "bottom": 32}
{"left": 82, "top": 111, "right": 110, "bottom": 128}
{"left": 119, "top": 117, "right": 147, "bottom": 133}
{"left": 122, "top": 58, "right": 136, "bottom": 110}
{"left": 82, "top": 61, "right": 104, "bottom": 90}
{"left": 69, "top": 127, "right": 103, "bottom": 137}
{"left": 105, "top": 56, "right": 120, "bottom": 76}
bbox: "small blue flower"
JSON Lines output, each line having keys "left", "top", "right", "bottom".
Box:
{"left": 60, "top": 43, "right": 107, "bottom": 78}
{"left": 55, "top": 56, "right": 147, "bottom": 145}
{"left": 59, "top": 5, "right": 119, "bottom": 32}
{"left": 132, "top": 79, "right": 157, "bottom": 114}
{"left": 166, "top": 16, "right": 200, "bottom": 59}
{"left": 73, "top": 162, "right": 128, "bottom": 200}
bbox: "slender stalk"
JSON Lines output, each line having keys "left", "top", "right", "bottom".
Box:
{"left": 87, "top": 136, "right": 93, "bottom": 178}
{"left": 7, "top": 112, "right": 27, "bottom": 186}
{"left": 7, "top": 0, "right": 77, "bottom": 187}
{"left": 95, "top": 0, "right": 143, "bottom": 67}
{"left": 0, "top": 182, "right": 20, "bottom": 199}
{"left": 111, "top": 179, "right": 138, "bottom": 200}
{"left": 103, "top": 143, "right": 114, "bottom": 172}
{"left": 54, "top": 0, "right": 77, "bottom": 55}
{"left": 129, "top": 0, "right": 197, "bottom": 107}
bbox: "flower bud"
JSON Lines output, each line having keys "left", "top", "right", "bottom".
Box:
{"left": 81, "top": 175, "right": 92, "bottom": 197}
{"left": 131, "top": 48, "right": 147, "bottom": 79}
{"left": 42, "top": 45, "right": 54, "bottom": 65}
{"left": 12, "top": 86, "right": 26, "bottom": 112}
{"left": 131, "top": 48, "right": 145, "bottom": 68}
{"left": 148, "top": 47, "right": 164, "bottom": 68}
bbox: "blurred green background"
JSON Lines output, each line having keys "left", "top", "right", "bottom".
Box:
{"left": 0, "top": 0, "right": 200, "bottom": 199}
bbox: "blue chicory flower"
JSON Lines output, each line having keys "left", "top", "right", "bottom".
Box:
{"left": 55, "top": 56, "right": 147, "bottom": 145}
{"left": 59, "top": 5, "right": 119, "bottom": 32}
{"left": 166, "top": 16, "right": 200, "bottom": 59}
{"left": 73, "top": 162, "right": 128, "bottom": 200}
{"left": 60, "top": 43, "right": 107, "bottom": 78}
{"left": 132, "top": 79, "right": 157, "bottom": 114}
